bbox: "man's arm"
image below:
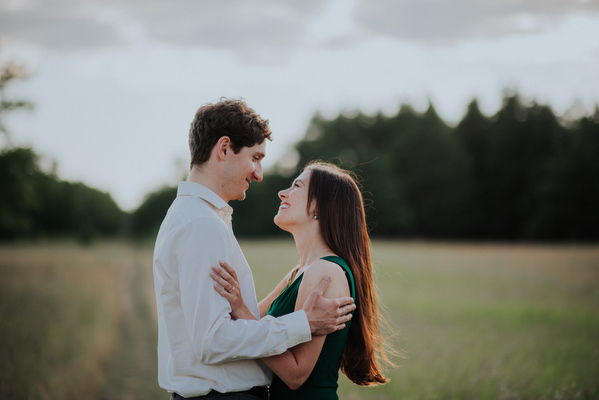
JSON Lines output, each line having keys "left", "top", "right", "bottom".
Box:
{"left": 213, "top": 259, "right": 355, "bottom": 390}
{"left": 175, "top": 220, "right": 311, "bottom": 365}
{"left": 213, "top": 260, "right": 356, "bottom": 336}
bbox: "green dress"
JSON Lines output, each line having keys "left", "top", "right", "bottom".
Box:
{"left": 266, "top": 256, "right": 356, "bottom": 400}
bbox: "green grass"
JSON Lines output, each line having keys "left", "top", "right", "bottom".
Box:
{"left": 1, "top": 239, "right": 598, "bottom": 399}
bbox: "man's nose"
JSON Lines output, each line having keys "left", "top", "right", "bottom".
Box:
{"left": 253, "top": 163, "right": 263, "bottom": 182}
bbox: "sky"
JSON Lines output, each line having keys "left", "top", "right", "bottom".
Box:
{"left": 1, "top": 0, "right": 599, "bottom": 211}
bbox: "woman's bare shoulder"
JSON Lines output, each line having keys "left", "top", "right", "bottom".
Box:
{"left": 301, "top": 257, "right": 350, "bottom": 297}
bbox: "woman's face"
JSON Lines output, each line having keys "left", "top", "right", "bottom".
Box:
{"left": 274, "top": 169, "right": 315, "bottom": 232}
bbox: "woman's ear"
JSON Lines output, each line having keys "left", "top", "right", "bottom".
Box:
{"left": 309, "top": 201, "right": 319, "bottom": 218}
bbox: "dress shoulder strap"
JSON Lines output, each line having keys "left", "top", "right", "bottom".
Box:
{"left": 320, "top": 255, "right": 356, "bottom": 299}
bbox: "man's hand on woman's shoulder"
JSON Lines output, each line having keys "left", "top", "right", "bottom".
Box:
{"left": 302, "top": 275, "right": 355, "bottom": 336}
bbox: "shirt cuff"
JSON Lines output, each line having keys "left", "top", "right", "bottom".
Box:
{"left": 279, "top": 310, "right": 311, "bottom": 346}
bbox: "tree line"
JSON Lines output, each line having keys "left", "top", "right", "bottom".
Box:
{"left": 0, "top": 60, "right": 124, "bottom": 243}
{"left": 1, "top": 92, "right": 598, "bottom": 242}
{"left": 0, "top": 147, "right": 125, "bottom": 243}
{"left": 233, "top": 95, "right": 599, "bottom": 241}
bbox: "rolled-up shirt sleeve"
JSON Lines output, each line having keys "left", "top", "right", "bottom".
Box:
{"left": 175, "top": 217, "right": 311, "bottom": 365}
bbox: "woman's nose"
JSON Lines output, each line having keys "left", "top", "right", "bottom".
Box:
{"left": 278, "top": 189, "right": 287, "bottom": 199}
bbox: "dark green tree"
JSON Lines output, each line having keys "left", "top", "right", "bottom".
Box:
{"left": 232, "top": 174, "right": 293, "bottom": 237}
{"left": 0, "top": 147, "right": 43, "bottom": 237}
{"left": 0, "top": 147, "right": 124, "bottom": 241}
{"left": 292, "top": 104, "right": 473, "bottom": 237}
{"left": 391, "top": 104, "right": 473, "bottom": 237}
{"left": 482, "top": 95, "right": 566, "bottom": 239}
{"left": 56, "top": 181, "right": 124, "bottom": 241}
{"left": 0, "top": 58, "right": 125, "bottom": 241}
{"left": 0, "top": 59, "right": 37, "bottom": 237}
{"left": 293, "top": 110, "right": 415, "bottom": 236}
{"left": 131, "top": 93, "right": 599, "bottom": 242}
{"left": 527, "top": 107, "right": 599, "bottom": 240}
{"left": 130, "top": 186, "right": 177, "bottom": 239}
{"left": 454, "top": 99, "right": 493, "bottom": 236}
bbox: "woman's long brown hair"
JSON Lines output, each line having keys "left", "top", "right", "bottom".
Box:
{"left": 305, "top": 161, "right": 393, "bottom": 386}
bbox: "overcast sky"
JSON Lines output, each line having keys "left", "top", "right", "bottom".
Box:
{"left": 2, "top": 0, "right": 599, "bottom": 210}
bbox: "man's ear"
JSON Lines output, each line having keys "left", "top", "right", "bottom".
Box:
{"left": 215, "top": 136, "right": 231, "bottom": 160}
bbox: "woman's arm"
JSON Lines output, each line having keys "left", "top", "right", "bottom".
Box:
{"left": 258, "top": 267, "right": 298, "bottom": 318}
{"left": 212, "top": 261, "right": 297, "bottom": 319}
{"left": 261, "top": 260, "right": 351, "bottom": 389}
{"left": 213, "top": 260, "right": 351, "bottom": 390}
{"left": 211, "top": 262, "right": 257, "bottom": 320}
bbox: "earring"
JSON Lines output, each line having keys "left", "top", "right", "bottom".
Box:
{"left": 314, "top": 214, "right": 318, "bottom": 220}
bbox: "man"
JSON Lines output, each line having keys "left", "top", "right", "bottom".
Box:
{"left": 153, "top": 99, "right": 355, "bottom": 400}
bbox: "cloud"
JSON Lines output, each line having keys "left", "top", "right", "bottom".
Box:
{"left": 0, "top": 0, "right": 325, "bottom": 57}
{"left": 0, "top": 1, "right": 122, "bottom": 51}
{"left": 352, "top": 0, "right": 599, "bottom": 45}
{"left": 3, "top": 0, "right": 598, "bottom": 57}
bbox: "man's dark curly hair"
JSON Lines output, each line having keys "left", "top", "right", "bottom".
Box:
{"left": 188, "top": 98, "right": 272, "bottom": 168}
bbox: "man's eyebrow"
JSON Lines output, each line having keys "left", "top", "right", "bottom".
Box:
{"left": 254, "top": 151, "right": 266, "bottom": 159}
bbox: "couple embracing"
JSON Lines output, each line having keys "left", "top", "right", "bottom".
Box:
{"left": 153, "top": 99, "right": 393, "bottom": 400}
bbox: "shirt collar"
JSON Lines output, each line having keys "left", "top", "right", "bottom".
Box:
{"left": 177, "top": 181, "right": 233, "bottom": 217}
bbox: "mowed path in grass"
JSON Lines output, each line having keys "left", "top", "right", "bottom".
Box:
{"left": 0, "top": 242, "right": 165, "bottom": 400}
{"left": 97, "top": 247, "right": 164, "bottom": 400}
{"left": 1, "top": 240, "right": 598, "bottom": 399}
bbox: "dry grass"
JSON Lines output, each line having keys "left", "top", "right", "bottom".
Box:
{"left": 0, "top": 242, "right": 126, "bottom": 399}
{"left": 1, "top": 239, "right": 598, "bottom": 400}
{"left": 343, "top": 241, "right": 599, "bottom": 400}
{"left": 242, "top": 239, "right": 599, "bottom": 400}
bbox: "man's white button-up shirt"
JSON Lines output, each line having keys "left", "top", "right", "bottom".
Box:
{"left": 153, "top": 181, "right": 311, "bottom": 397}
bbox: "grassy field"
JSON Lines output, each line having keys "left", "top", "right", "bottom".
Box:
{"left": 0, "top": 239, "right": 598, "bottom": 399}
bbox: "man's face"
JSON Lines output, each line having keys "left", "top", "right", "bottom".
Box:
{"left": 221, "top": 141, "right": 266, "bottom": 202}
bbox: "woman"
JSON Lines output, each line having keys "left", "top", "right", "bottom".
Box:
{"left": 212, "top": 161, "right": 392, "bottom": 399}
